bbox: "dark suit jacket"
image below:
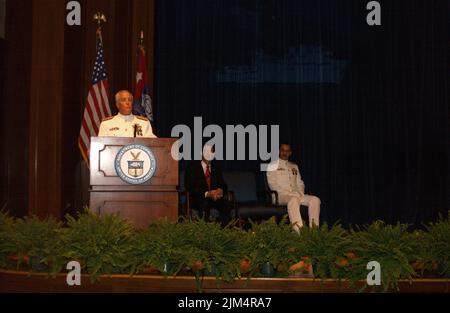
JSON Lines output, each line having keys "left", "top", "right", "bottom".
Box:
{"left": 185, "top": 161, "right": 228, "bottom": 204}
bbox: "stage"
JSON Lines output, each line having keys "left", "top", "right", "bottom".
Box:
{"left": 0, "top": 270, "right": 448, "bottom": 293}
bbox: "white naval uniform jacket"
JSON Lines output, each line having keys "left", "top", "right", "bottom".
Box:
{"left": 98, "top": 113, "right": 156, "bottom": 138}
{"left": 266, "top": 159, "right": 305, "bottom": 202}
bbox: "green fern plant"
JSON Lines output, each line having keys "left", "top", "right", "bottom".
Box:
{"left": 63, "top": 211, "right": 136, "bottom": 282}
{"left": 131, "top": 218, "right": 200, "bottom": 276}
{"left": 0, "top": 211, "right": 16, "bottom": 268}
{"left": 294, "top": 222, "right": 358, "bottom": 282}
{"left": 0, "top": 214, "right": 66, "bottom": 275}
{"left": 178, "top": 219, "right": 246, "bottom": 284}
{"left": 419, "top": 212, "right": 450, "bottom": 277}
{"left": 246, "top": 217, "right": 299, "bottom": 276}
{"left": 350, "top": 221, "right": 418, "bottom": 292}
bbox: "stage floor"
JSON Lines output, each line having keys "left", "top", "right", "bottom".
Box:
{"left": 0, "top": 270, "right": 448, "bottom": 293}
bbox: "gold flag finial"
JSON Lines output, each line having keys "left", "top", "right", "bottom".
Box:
{"left": 93, "top": 12, "right": 107, "bottom": 27}
{"left": 93, "top": 12, "right": 107, "bottom": 39}
{"left": 140, "top": 30, "right": 144, "bottom": 46}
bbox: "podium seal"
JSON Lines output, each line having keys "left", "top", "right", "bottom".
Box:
{"left": 115, "top": 144, "right": 157, "bottom": 185}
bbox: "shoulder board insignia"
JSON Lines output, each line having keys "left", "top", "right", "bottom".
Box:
{"left": 102, "top": 116, "right": 114, "bottom": 121}
{"left": 136, "top": 115, "right": 148, "bottom": 121}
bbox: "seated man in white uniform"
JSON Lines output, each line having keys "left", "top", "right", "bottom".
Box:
{"left": 98, "top": 90, "right": 157, "bottom": 138}
{"left": 266, "top": 143, "right": 320, "bottom": 232}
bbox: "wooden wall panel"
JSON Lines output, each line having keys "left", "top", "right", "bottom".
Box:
{"left": 0, "top": 38, "right": 5, "bottom": 211}
{"left": 2, "top": 0, "right": 32, "bottom": 217}
{"left": 62, "top": 0, "right": 86, "bottom": 217}
{"left": 28, "top": 0, "right": 65, "bottom": 218}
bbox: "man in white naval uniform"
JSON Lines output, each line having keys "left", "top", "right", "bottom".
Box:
{"left": 266, "top": 143, "right": 320, "bottom": 232}
{"left": 98, "top": 90, "right": 156, "bottom": 138}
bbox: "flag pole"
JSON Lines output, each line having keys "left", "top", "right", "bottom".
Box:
{"left": 133, "top": 30, "right": 154, "bottom": 124}
{"left": 139, "top": 30, "right": 145, "bottom": 54}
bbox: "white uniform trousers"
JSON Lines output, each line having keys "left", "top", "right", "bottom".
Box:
{"left": 278, "top": 193, "right": 321, "bottom": 232}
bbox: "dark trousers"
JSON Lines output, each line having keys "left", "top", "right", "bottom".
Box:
{"left": 192, "top": 197, "right": 231, "bottom": 228}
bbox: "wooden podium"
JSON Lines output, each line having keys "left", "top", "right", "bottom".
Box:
{"left": 89, "top": 137, "right": 179, "bottom": 229}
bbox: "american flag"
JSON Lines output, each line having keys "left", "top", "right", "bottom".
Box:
{"left": 78, "top": 34, "right": 111, "bottom": 164}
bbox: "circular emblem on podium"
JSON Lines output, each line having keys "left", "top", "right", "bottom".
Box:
{"left": 114, "top": 144, "right": 157, "bottom": 185}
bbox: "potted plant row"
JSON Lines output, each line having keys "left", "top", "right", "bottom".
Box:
{"left": 0, "top": 210, "right": 448, "bottom": 292}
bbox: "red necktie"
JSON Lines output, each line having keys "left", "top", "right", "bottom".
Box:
{"left": 205, "top": 164, "right": 211, "bottom": 191}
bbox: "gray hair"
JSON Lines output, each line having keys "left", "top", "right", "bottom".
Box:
{"left": 115, "top": 90, "right": 133, "bottom": 103}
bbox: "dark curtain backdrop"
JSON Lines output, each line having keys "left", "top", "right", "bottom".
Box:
{"left": 154, "top": 0, "right": 449, "bottom": 227}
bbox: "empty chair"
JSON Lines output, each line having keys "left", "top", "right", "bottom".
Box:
{"left": 222, "top": 171, "right": 287, "bottom": 223}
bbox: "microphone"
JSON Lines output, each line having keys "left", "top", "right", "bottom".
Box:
{"left": 133, "top": 124, "right": 138, "bottom": 138}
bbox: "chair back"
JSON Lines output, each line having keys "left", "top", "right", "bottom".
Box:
{"left": 222, "top": 171, "right": 258, "bottom": 203}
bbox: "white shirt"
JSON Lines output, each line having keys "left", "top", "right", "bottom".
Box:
{"left": 266, "top": 159, "right": 305, "bottom": 196}
{"left": 98, "top": 113, "right": 156, "bottom": 138}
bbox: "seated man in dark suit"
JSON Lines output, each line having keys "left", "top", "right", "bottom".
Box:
{"left": 185, "top": 144, "right": 231, "bottom": 227}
